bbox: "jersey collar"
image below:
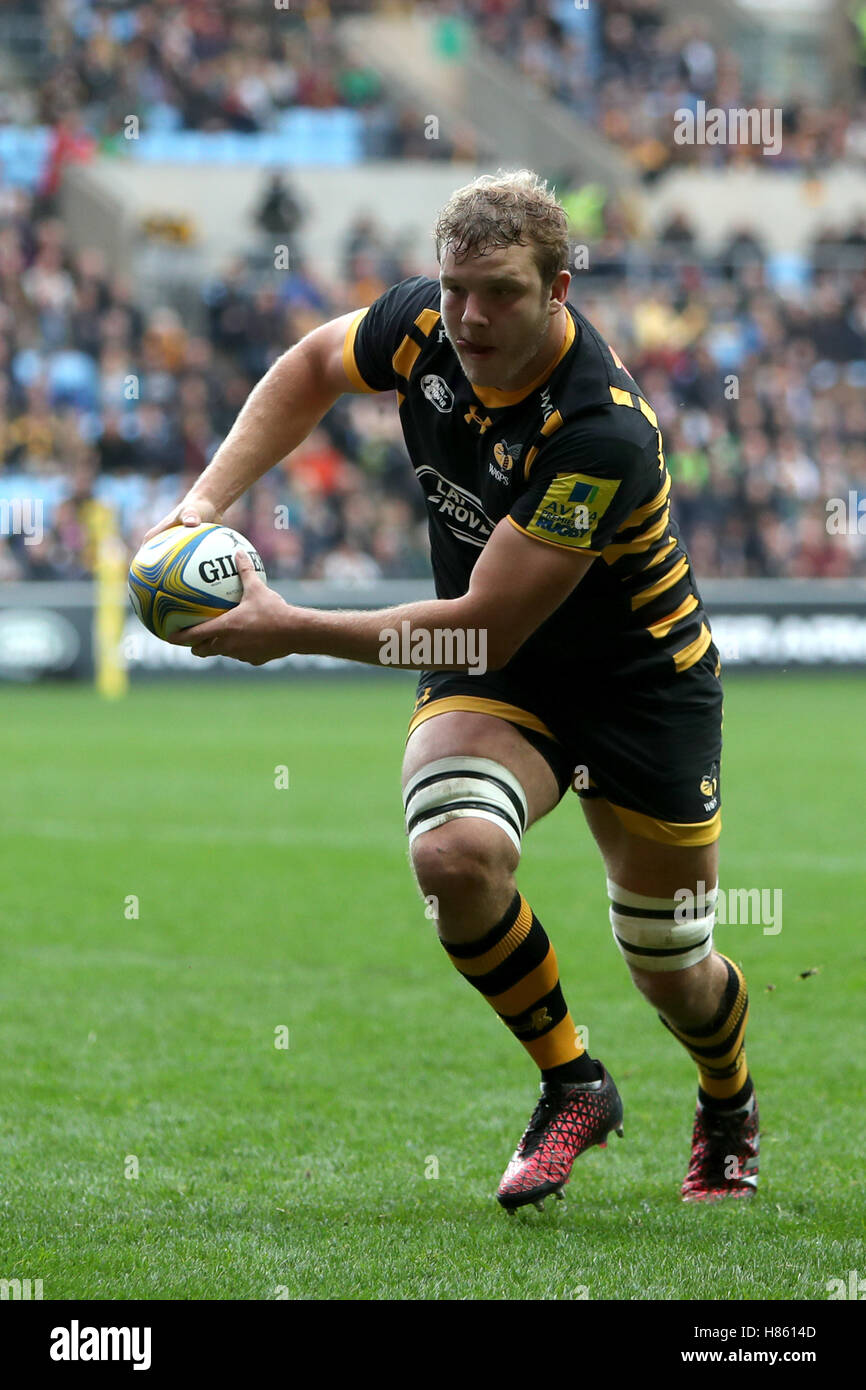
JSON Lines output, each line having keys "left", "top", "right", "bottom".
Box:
{"left": 468, "top": 307, "right": 576, "bottom": 409}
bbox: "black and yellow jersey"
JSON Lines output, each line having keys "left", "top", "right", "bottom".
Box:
{"left": 343, "top": 274, "right": 714, "bottom": 686}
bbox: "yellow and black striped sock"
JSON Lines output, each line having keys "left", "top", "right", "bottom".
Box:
{"left": 440, "top": 890, "right": 601, "bottom": 1083}
{"left": 660, "top": 954, "right": 753, "bottom": 1111}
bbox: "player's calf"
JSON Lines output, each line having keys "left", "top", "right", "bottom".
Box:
{"left": 628, "top": 953, "right": 730, "bottom": 1031}
{"left": 607, "top": 875, "right": 758, "bottom": 1200}
{"left": 404, "top": 753, "right": 607, "bottom": 1107}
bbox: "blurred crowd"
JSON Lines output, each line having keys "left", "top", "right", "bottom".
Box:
{"left": 0, "top": 177, "right": 432, "bottom": 586}
{"left": 472, "top": 0, "right": 866, "bottom": 176}
{"left": 576, "top": 225, "right": 866, "bottom": 581}
{"left": 1, "top": 174, "right": 865, "bottom": 585}
{"left": 1, "top": 1, "right": 864, "bottom": 584}
{"left": 10, "top": 0, "right": 865, "bottom": 176}
{"left": 15, "top": 0, "right": 480, "bottom": 162}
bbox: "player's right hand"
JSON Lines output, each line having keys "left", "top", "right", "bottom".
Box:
{"left": 142, "top": 496, "right": 222, "bottom": 542}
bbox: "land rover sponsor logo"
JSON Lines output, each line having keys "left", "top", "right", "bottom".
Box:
{"left": 416, "top": 465, "right": 494, "bottom": 547}
{"left": 421, "top": 375, "right": 454, "bottom": 412}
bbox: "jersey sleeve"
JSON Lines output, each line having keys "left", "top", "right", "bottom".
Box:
{"left": 507, "top": 408, "right": 662, "bottom": 555}
{"left": 342, "top": 275, "right": 440, "bottom": 393}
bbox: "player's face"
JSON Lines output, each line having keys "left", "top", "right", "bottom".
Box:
{"left": 439, "top": 242, "right": 569, "bottom": 391}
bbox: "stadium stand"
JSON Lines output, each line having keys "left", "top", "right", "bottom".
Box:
{"left": 0, "top": 1, "right": 864, "bottom": 584}
{"left": 472, "top": 0, "right": 866, "bottom": 176}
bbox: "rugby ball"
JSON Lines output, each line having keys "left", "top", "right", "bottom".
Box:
{"left": 128, "top": 523, "right": 266, "bottom": 641}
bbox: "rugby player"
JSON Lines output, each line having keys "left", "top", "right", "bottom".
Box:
{"left": 148, "top": 171, "right": 759, "bottom": 1210}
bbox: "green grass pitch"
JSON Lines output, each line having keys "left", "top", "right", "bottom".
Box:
{"left": 1, "top": 673, "right": 864, "bottom": 1301}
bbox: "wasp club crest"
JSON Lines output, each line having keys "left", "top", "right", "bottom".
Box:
{"left": 493, "top": 440, "right": 521, "bottom": 471}
{"left": 700, "top": 762, "right": 720, "bottom": 809}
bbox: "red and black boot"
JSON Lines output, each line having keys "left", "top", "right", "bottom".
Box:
{"left": 497, "top": 1066, "right": 624, "bottom": 1211}
{"left": 681, "top": 1092, "right": 759, "bottom": 1202}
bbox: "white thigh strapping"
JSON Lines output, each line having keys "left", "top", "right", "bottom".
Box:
{"left": 402, "top": 756, "right": 529, "bottom": 855}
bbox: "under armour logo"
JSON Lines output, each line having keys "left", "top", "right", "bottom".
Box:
{"left": 464, "top": 405, "right": 493, "bottom": 434}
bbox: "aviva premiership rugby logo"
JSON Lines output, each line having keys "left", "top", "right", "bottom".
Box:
{"left": 527, "top": 473, "right": 621, "bottom": 549}
{"left": 421, "top": 374, "right": 454, "bottom": 413}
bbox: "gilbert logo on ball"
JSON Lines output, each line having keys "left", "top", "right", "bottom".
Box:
{"left": 128, "top": 524, "right": 266, "bottom": 641}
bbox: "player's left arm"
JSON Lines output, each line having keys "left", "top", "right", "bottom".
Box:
{"left": 167, "top": 521, "right": 594, "bottom": 669}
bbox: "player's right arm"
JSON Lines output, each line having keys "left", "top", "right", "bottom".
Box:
{"left": 142, "top": 309, "right": 371, "bottom": 539}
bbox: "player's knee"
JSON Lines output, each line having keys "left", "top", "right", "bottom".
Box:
{"left": 410, "top": 820, "right": 514, "bottom": 909}
{"left": 402, "top": 755, "right": 527, "bottom": 912}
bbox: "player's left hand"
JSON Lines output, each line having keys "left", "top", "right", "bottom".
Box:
{"left": 167, "top": 549, "right": 296, "bottom": 665}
